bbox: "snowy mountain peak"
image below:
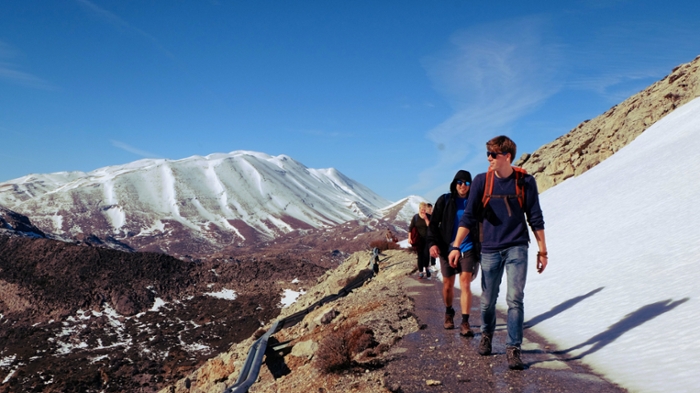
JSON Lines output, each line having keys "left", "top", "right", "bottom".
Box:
{"left": 378, "top": 195, "right": 429, "bottom": 224}
{"left": 0, "top": 151, "right": 393, "bottom": 256}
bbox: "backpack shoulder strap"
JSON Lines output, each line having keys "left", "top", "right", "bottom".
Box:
{"left": 482, "top": 169, "right": 496, "bottom": 207}
{"left": 482, "top": 166, "right": 528, "bottom": 208}
{"left": 513, "top": 167, "right": 528, "bottom": 208}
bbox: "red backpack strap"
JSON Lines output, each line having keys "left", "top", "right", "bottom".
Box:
{"left": 513, "top": 166, "right": 528, "bottom": 208}
{"left": 482, "top": 169, "right": 495, "bottom": 207}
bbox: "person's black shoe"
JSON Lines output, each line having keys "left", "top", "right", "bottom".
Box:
{"left": 478, "top": 333, "right": 492, "bottom": 356}
{"left": 506, "top": 346, "right": 526, "bottom": 370}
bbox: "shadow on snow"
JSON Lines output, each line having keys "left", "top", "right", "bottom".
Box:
{"left": 555, "top": 298, "right": 690, "bottom": 360}
{"left": 525, "top": 286, "right": 605, "bottom": 330}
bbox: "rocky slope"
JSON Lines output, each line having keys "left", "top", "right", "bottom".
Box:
{"left": 516, "top": 55, "right": 700, "bottom": 192}
{"left": 158, "top": 249, "right": 421, "bottom": 393}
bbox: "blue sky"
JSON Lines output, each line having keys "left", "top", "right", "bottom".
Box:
{"left": 1, "top": 1, "right": 699, "bottom": 202}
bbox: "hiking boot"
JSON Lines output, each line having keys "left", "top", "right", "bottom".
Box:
{"left": 418, "top": 272, "right": 424, "bottom": 279}
{"left": 444, "top": 310, "right": 455, "bottom": 329}
{"left": 426, "top": 270, "right": 431, "bottom": 279}
{"left": 459, "top": 321, "right": 474, "bottom": 337}
{"left": 506, "top": 346, "right": 526, "bottom": 370}
{"left": 478, "top": 333, "right": 493, "bottom": 356}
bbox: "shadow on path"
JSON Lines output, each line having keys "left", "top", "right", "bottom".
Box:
{"left": 556, "top": 298, "right": 690, "bottom": 360}
{"left": 525, "top": 287, "right": 604, "bottom": 329}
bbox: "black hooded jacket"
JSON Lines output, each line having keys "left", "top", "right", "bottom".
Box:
{"left": 426, "top": 170, "right": 480, "bottom": 259}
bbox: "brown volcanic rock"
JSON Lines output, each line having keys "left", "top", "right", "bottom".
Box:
{"left": 0, "top": 235, "right": 194, "bottom": 322}
{"left": 517, "top": 55, "right": 700, "bottom": 192}
{"left": 0, "top": 233, "right": 330, "bottom": 393}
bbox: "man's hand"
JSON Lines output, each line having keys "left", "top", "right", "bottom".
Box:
{"left": 429, "top": 245, "right": 440, "bottom": 259}
{"left": 534, "top": 230, "right": 548, "bottom": 274}
{"left": 448, "top": 249, "right": 460, "bottom": 268}
{"left": 537, "top": 253, "right": 548, "bottom": 273}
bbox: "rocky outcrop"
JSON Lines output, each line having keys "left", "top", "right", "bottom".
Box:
{"left": 0, "top": 206, "right": 45, "bottom": 237}
{"left": 516, "top": 55, "right": 700, "bottom": 193}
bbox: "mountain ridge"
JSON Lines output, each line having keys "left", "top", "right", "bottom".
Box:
{"left": 0, "top": 151, "right": 398, "bottom": 257}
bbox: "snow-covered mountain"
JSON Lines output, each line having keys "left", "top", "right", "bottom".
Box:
{"left": 377, "top": 195, "right": 429, "bottom": 225}
{"left": 0, "top": 151, "right": 392, "bottom": 256}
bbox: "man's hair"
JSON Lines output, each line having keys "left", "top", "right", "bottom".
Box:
{"left": 419, "top": 202, "right": 428, "bottom": 209}
{"left": 486, "top": 135, "right": 517, "bottom": 163}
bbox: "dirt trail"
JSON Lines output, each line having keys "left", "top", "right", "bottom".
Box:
{"left": 384, "top": 275, "right": 628, "bottom": 393}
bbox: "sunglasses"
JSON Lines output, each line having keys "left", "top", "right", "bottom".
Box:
{"left": 486, "top": 151, "right": 508, "bottom": 159}
{"left": 456, "top": 180, "right": 470, "bottom": 186}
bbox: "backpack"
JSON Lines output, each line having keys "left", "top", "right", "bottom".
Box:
{"left": 482, "top": 166, "right": 528, "bottom": 217}
{"left": 475, "top": 166, "right": 529, "bottom": 246}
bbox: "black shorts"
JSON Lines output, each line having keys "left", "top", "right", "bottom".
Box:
{"left": 440, "top": 248, "right": 479, "bottom": 279}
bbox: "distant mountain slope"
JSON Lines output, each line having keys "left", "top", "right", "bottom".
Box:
{"left": 377, "top": 195, "right": 428, "bottom": 225}
{"left": 517, "top": 55, "right": 700, "bottom": 192}
{"left": 0, "top": 151, "right": 391, "bottom": 256}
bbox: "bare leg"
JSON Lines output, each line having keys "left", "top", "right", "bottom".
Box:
{"left": 459, "top": 272, "right": 472, "bottom": 315}
{"left": 443, "top": 275, "right": 456, "bottom": 307}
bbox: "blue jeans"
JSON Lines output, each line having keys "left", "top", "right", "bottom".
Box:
{"left": 480, "top": 245, "right": 528, "bottom": 348}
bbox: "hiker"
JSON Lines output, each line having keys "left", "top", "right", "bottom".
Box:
{"left": 385, "top": 228, "right": 396, "bottom": 243}
{"left": 426, "top": 203, "right": 437, "bottom": 269}
{"left": 408, "top": 202, "right": 432, "bottom": 279}
{"left": 448, "top": 135, "right": 548, "bottom": 370}
{"left": 427, "top": 170, "right": 479, "bottom": 336}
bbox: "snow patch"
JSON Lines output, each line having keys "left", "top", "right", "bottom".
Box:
{"left": 150, "top": 298, "right": 167, "bottom": 312}
{"left": 0, "top": 354, "right": 16, "bottom": 367}
{"left": 280, "top": 288, "right": 306, "bottom": 308}
{"left": 2, "top": 366, "right": 19, "bottom": 384}
{"left": 204, "top": 288, "right": 237, "bottom": 300}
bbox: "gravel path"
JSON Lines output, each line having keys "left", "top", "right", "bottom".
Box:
{"left": 384, "top": 275, "right": 628, "bottom": 393}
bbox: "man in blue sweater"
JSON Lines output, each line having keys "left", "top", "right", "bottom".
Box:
{"left": 448, "top": 135, "right": 548, "bottom": 370}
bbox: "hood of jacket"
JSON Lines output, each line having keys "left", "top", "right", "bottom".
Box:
{"left": 449, "top": 170, "right": 473, "bottom": 198}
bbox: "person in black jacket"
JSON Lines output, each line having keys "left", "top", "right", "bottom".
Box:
{"left": 427, "top": 170, "right": 479, "bottom": 336}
